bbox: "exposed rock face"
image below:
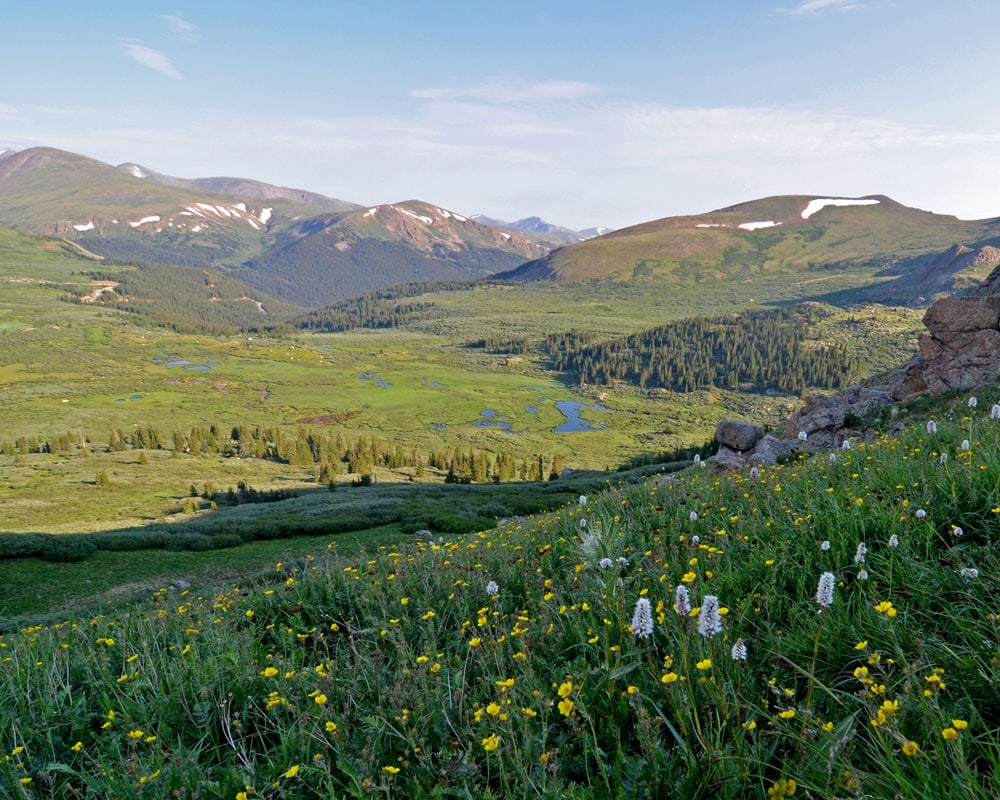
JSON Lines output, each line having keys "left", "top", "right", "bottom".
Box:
{"left": 784, "top": 385, "right": 891, "bottom": 448}
{"left": 890, "top": 262, "right": 1000, "bottom": 399}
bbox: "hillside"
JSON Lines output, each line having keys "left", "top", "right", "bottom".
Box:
{"left": 237, "top": 201, "right": 548, "bottom": 305}
{"left": 503, "top": 195, "right": 1000, "bottom": 303}
{"left": 3, "top": 384, "right": 1000, "bottom": 798}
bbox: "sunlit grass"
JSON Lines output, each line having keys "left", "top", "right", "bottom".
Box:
{"left": 3, "top": 388, "right": 1000, "bottom": 797}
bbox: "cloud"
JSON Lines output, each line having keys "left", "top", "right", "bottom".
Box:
{"left": 411, "top": 79, "right": 599, "bottom": 105}
{"left": 783, "top": 0, "right": 868, "bottom": 15}
{"left": 122, "top": 43, "right": 183, "bottom": 79}
{"left": 160, "top": 14, "right": 200, "bottom": 43}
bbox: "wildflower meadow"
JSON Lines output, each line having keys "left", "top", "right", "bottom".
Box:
{"left": 3, "top": 390, "right": 1000, "bottom": 798}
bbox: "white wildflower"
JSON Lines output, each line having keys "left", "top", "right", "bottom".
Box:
{"left": 992, "top": 404, "right": 1000, "bottom": 420}
{"left": 888, "top": 534, "right": 899, "bottom": 548}
{"left": 952, "top": 526, "right": 964, "bottom": 537}
{"left": 798, "top": 430, "right": 808, "bottom": 442}
{"left": 630, "top": 597, "right": 654, "bottom": 640}
{"left": 579, "top": 495, "right": 587, "bottom": 506}
{"left": 829, "top": 453, "right": 838, "bottom": 463}
{"left": 858, "top": 568, "right": 869, "bottom": 581}
{"left": 579, "top": 518, "right": 587, "bottom": 529}
{"left": 698, "top": 595, "right": 723, "bottom": 638}
{"left": 969, "top": 396, "right": 978, "bottom": 408}
{"left": 599, "top": 557, "right": 613, "bottom": 570}
{"left": 689, "top": 511, "right": 698, "bottom": 522}
{"left": 927, "top": 420, "right": 938, "bottom": 434}
{"left": 816, "top": 572, "right": 835, "bottom": 608}
{"left": 485, "top": 580, "right": 499, "bottom": 596}
{"left": 821, "top": 540, "right": 831, "bottom": 551}
{"left": 617, "top": 557, "right": 629, "bottom": 567}
{"left": 962, "top": 439, "right": 971, "bottom": 451}
{"left": 674, "top": 584, "right": 691, "bottom": 618}
{"left": 916, "top": 508, "right": 927, "bottom": 519}
{"left": 960, "top": 567, "right": 979, "bottom": 579}
{"left": 691, "top": 535, "right": 700, "bottom": 545}
{"left": 842, "top": 439, "right": 852, "bottom": 450}
{"left": 749, "top": 467, "right": 759, "bottom": 479}
{"left": 693, "top": 454, "right": 701, "bottom": 465}
{"left": 854, "top": 542, "right": 868, "bottom": 564}
{"left": 940, "top": 452, "right": 948, "bottom": 464}
{"left": 731, "top": 638, "right": 748, "bottom": 661}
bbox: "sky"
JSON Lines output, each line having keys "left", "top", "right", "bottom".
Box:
{"left": 3, "top": 1, "right": 1000, "bottom": 231}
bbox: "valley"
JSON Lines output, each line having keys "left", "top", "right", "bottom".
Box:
{"left": 4, "top": 147, "right": 999, "bottom": 625}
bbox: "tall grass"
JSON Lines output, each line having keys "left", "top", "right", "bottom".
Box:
{"left": 2, "top": 389, "right": 1000, "bottom": 798}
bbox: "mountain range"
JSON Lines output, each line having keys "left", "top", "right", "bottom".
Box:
{"left": 2, "top": 145, "right": 1000, "bottom": 318}
{"left": 0, "top": 147, "right": 549, "bottom": 306}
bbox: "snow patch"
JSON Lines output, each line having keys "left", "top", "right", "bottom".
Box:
{"left": 393, "top": 206, "right": 433, "bottom": 224}
{"left": 186, "top": 206, "right": 207, "bottom": 217}
{"left": 247, "top": 219, "right": 260, "bottom": 230}
{"left": 500, "top": 232, "right": 511, "bottom": 240}
{"left": 363, "top": 207, "right": 380, "bottom": 218}
{"left": 126, "top": 165, "right": 146, "bottom": 178}
{"left": 216, "top": 205, "right": 232, "bottom": 218}
{"left": 739, "top": 221, "right": 780, "bottom": 231}
{"left": 73, "top": 221, "right": 95, "bottom": 232}
{"left": 191, "top": 225, "right": 203, "bottom": 232}
{"left": 801, "top": 198, "right": 880, "bottom": 219}
{"left": 129, "top": 216, "right": 161, "bottom": 228}
{"left": 259, "top": 207, "right": 272, "bottom": 224}
{"left": 696, "top": 223, "right": 725, "bottom": 228}
{"left": 235, "top": 202, "right": 247, "bottom": 212}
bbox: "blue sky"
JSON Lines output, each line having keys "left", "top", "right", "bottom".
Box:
{"left": 3, "top": 1, "right": 999, "bottom": 229}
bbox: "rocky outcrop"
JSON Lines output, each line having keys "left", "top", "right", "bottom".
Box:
{"left": 710, "top": 264, "right": 1000, "bottom": 471}
{"left": 890, "top": 262, "right": 1000, "bottom": 399}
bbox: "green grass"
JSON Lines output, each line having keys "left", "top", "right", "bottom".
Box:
{"left": 2, "top": 385, "right": 1000, "bottom": 798}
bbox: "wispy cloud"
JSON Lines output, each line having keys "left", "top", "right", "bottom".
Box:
{"left": 160, "top": 14, "right": 200, "bottom": 43}
{"left": 411, "top": 79, "right": 598, "bottom": 105}
{"left": 122, "top": 43, "right": 183, "bottom": 79}
{"left": 784, "top": 0, "right": 868, "bottom": 15}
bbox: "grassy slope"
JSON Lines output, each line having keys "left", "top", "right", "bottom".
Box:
{"left": 517, "top": 196, "right": 1000, "bottom": 289}
{"left": 2, "top": 386, "right": 999, "bottom": 798}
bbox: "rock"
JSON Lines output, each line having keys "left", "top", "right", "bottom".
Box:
{"left": 715, "top": 420, "right": 765, "bottom": 451}
{"left": 748, "top": 435, "right": 796, "bottom": 467}
{"left": 891, "top": 263, "right": 1000, "bottom": 399}
{"left": 711, "top": 446, "right": 747, "bottom": 473}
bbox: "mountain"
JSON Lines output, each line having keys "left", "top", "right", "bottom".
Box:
{"left": 0, "top": 147, "right": 548, "bottom": 307}
{"left": 471, "top": 214, "right": 611, "bottom": 247}
{"left": 501, "top": 194, "right": 1000, "bottom": 303}
{"left": 235, "top": 200, "right": 548, "bottom": 305}
{"left": 116, "top": 162, "right": 361, "bottom": 214}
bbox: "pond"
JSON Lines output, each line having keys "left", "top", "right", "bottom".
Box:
{"left": 554, "top": 400, "right": 612, "bottom": 432}
{"left": 476, "top": 409, "right": 514, "bottom": 433}
{"left": 358, "top": 373, "right": 392, "bottom": 387}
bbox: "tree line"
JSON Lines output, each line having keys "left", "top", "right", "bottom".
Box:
{"left": 5, "top": 424, "right": 567, "bottom": 485}
{"left": 549, "top": 306, "right": 859, "bottom": 395}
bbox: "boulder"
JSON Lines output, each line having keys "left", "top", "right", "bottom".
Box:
{"left": 714, "top": 420, "right": 765, "bottom": 452}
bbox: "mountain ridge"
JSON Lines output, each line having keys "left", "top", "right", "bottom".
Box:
{"left": 500, "top": 194, "right": 1000, "bottom": 303}
{"left": 0, "top": 147, "right": 551, "bottom": 306}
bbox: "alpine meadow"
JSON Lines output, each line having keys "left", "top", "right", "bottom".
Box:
{"left": 6, "top": 5, "right": 1000, "bottom": 794}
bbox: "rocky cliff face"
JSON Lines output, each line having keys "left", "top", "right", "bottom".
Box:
{"left": 890, "top": 262, "right": 1000, "bottom": 399}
